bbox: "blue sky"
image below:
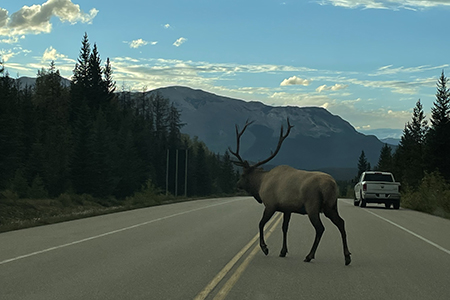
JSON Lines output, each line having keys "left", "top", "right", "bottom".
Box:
{"left": 1, "top": 0, "right": 450, "bottom": 139}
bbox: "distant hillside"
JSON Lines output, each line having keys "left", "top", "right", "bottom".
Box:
{"left": 143, "top": 86, "right": 386, "bottom": 180}
{"left": 15, "top": 76, "right": 71, "bottom": 88}
{"left": 380, "top": 138, "right": 401, "bottom": 146}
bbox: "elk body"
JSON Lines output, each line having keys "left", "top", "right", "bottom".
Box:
{"left": 230, "top": 120, "right": 351, "bottom": 266}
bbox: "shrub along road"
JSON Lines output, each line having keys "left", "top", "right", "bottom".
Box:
{"left": 0, "top": 197, "right": 449, "bottom": 299}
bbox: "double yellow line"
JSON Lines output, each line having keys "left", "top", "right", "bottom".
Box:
{"left": 194, "top": 213, "right": 283, "bottom": 300}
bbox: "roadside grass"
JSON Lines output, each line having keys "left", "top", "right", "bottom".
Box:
{"left": 0, "top": 180, "right": 242, "bottom": 233}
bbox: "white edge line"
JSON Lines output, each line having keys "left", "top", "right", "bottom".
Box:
{"left": 0, "top": 198, "right": 245, "bottom": 265}
{"left": 340, "top": 199, "right": 450, "bottom": 256}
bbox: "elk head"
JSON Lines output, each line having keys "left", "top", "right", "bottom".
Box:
{"left": 229, "top": 119, "right": 293, "bottom": 200}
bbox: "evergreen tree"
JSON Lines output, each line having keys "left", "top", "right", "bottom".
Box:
{"left": 103, "top": 57, "right": 116, "bottom": 97}
{"left": 0, "top": 68, "right": 23, "bottom": 189}
{"left": 151, "top": 92, "right": 170, "bottom": 187}
{"left": 192, "top": 142, "right": 212, "bottom": 196}
{"left": 357, "top": 150, "right": 369, "bottom": 180}
{"left": 34, "top": 62, "right": 72, "bottom": 196}
{"left": 71, "top": 32, "right": 91, "bottom": 119}
{"left": 87, "top": 43, "right": 106, "bottom": 112}
{"left": 167, "top": 103, "right": 184, "bottom": 150}
{"left": 426, "top": 70, "right": 450, "bottom": 179}
{"left": 376, "top": 144, "right": 393, "bottom": 171}
{"left": 395, "top": 99, "right": 428, "bottom": 187}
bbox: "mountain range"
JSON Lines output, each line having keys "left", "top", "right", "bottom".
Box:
{"left": 148, "top": 86, "right": 388, "bottom": 180}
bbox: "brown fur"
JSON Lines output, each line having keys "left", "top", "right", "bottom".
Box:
{"left": 230, "top": 120, "right": 351, "bottom": 265}
{"left": 240, "top": 165, "right": 351, "bottom": 265}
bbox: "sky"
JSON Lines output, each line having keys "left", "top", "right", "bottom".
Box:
{"left": 1, "top": 0, "right": 450, "bottom": 139}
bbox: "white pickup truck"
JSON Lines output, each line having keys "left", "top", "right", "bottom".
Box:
{"left": 354, "top": 171, "right": 401, "bottom": 209}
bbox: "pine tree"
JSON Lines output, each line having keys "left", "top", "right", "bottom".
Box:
{"left": 357, "top": 150, "right": 369, "bottom": 180}
{"left": 71, "top": 33, "right": 91, "bottom": 119}
{"left": 376, "top": 144, "right": 393, "bottom": 172}
{"left": 87, "top": 43, "right": 105, "bottom": 112}
{"left": 167, "top": 103, "right": 184, "bottom": 150}
{"left": 192, "top": 142, "right": 212, "bottom": 196}
{"left": 395, "top": 99, "right": 428, "bottom": 187}
{"left": 426, "top": 70, "right": 450, "bottom": 179}
{"left": 0, "top": 67, "right": 23, "bottom": 189}
{"left": 103, "top": 57, "right": 116, "bottom": 96}
{"left": 34, "top": 62, "right": 72, "bottom": 196}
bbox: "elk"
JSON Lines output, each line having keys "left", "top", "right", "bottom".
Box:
{"left": 229, "top": 119, "right": 351, "bottom": 266}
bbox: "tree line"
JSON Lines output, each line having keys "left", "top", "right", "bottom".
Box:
{"left": 0, "top": 33, "right": 238, "bottom": 202}
{"left": 355, "top": 71, "right": 450, "bottom": 215}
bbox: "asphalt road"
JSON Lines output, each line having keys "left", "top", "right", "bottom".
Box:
{"left": 1, "top": 197, "right": 449, "bottom": 300}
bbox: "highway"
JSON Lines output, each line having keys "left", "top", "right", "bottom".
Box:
{"left": 1, "top": 197, "right": 449, "bottom": 300}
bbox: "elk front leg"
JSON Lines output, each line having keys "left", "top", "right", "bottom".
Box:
{"left": 259, "top": 208, "right": 275, "bottom": 255}
{"left": 305, "top": 213, "right": 325, "bottom": 262}
{"left": 280, "top": 212, "right": 291, "bottom": 257}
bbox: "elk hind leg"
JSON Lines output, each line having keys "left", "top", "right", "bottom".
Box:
{"left": 324, "top": 205, "right": 352, "bottom": 266}
{"left": 280, "top": 212, "right": 291, "bottom": 257}
{"left": 305, "top": 213, "right": 324, "bottom": 262}
{"left": 259, "top": 208, "right": 275, "bottom": 255}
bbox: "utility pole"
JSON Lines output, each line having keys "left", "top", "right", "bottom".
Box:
{"left": 175, "top": 150, "right": 179, "bottom": 196}
{"left": 184, "top": 149, "right": 188, "bottom": 197}
{"left": 165, "top": 149, "right": 169, "bottom": 196}
{"left": 166, "top": 149, "right": 189, "bottom": 197}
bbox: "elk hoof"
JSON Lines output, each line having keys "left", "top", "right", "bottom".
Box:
{"left": 279, "top": 250, "right": 287, "bottom": 257}
{"left": 304, "top": 255, "right": 314, "bottom": 262}
{"left": 345, "top": 255, "right": 351, "bottom": 266}
{"left": 260, "top": 245, "right": 269, "bottom": 255}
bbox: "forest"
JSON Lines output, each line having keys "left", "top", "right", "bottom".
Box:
{"left": 0, "top": 34, "right": 238, "bottom": 229}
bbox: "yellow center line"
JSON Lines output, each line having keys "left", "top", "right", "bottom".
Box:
{"left": 212, "top": 214, "right": 283, "bottom": 300}
{"left": 194, "top": 213, "right": 283, "bottom": 300}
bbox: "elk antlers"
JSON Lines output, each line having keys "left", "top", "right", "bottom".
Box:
{"left": 229, "top": 118, "right": 293, "bottom": 169}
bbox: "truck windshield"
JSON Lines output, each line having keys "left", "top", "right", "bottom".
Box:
{"left": 364, "top": 173, "right": 393, "bottom": 182}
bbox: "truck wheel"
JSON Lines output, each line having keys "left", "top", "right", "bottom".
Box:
{"left": 393, "top": 201, "right": 400, "bottom": 209}
{"left": 354, "top": 194, "right": 360, "bottom": 206}
{"left": 360, "top": 192, "right": 367, "bottom": 208}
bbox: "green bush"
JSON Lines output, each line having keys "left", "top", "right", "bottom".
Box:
{"left": 402, "top": 172, "right": 450, "bottom": 215}
{"left": 128, "top": 179, "right": 165, "bottom": 207}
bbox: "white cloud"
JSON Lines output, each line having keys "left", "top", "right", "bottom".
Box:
{"left": 41, "top": 46, "right": 67, "bottom": 62}
{"left": 280, "top": 76, "right": 311, "bottom": 86}
{"left": 331, "top": 83, "right": 348, "bottom": 91}
{"left": 371, "top": 64, "right": 449, "bottom": 76}
{"left": 129, "top": 39, "right": 149, "bottom": 49}
{"left": 0, "top": 0, "right": 98, "bottom": 38}
{"left": 317, "top": 0, "right": 450, "bottom": 10}
{"left": 173, "top": 37, "right": 187, "bottom": 47}
{"left": 164, "top": 24, "right": 171, "bottom": 29}
{"left": 316, "top": 83, "right": 348, "bottom": 92}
